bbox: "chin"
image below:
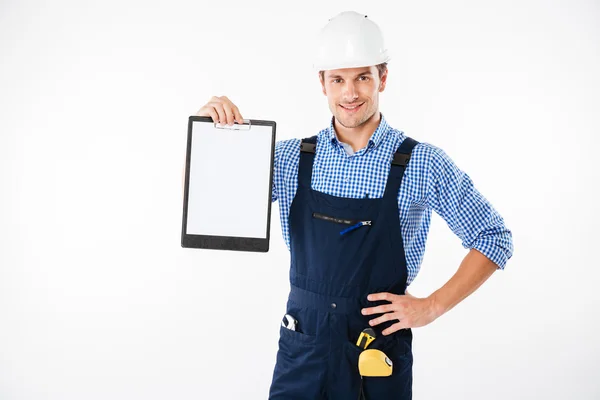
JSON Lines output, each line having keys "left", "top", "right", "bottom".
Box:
{"left": 338, "top": 117, "right": 364, "bottom": 129}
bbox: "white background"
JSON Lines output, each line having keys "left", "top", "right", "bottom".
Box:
{"left": 1, "top": 0, "right": 599, "bottom": 399}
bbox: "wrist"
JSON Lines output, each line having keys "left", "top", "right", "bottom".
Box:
{"left": 428, "top": 292, "right": 447, "bottom": 319}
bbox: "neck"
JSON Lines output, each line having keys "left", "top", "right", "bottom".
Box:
{"left": 333, "top": 111, "right": 381, "bottom": 152}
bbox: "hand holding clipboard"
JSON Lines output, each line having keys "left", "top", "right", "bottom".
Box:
{"left": 196, "top": 95, "right": 245, "bottom": 126}
{"left": 181, "top": 95, "right": 277, "bottom": 252}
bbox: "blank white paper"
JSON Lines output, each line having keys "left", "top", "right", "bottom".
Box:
{"left": 186, "top": 120, "right": 273, "bottom": 239}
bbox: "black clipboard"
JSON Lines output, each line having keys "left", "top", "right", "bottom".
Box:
{"left": 181, "top": 116, "right": 276, "bottom": 252}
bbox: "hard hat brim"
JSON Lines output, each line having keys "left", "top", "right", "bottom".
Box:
{"left": 313, "top": 54, "right": 390, "bottom": 72}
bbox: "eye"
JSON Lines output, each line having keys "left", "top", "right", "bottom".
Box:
{"left": 358, "top": 76, "right": 370, "bottom": 81}
{"left": 332, "top": 78, "right": 342, "bottom": 83}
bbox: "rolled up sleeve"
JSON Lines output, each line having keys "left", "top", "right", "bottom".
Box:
{"left": 423, "top": 145, "right": 513, "bottom": 269}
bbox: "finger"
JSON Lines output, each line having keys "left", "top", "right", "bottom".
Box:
{"left": 368, "top": 312, "right": 398, "bottom": 327}
{"left": 220, "top": 101, "right": 236, "bottom": 125}
{"left": 382, "top": 321, "right": 409, "bottom": 336}
{"left": 196, "top": 105, "right": 214, "bottom": 118}
{"left": 232, "top": 105, "right": 244, "bottom": 123}
{"left": 196, "top": 96, "right": 221, "bottom": 117}
{"left": 205, "top": 107, "right": 219, "bottom": 124}
{"left": 367, "top": 292, "right": 394, "bottom": 302}
{"left": 210, "top": 102, "right": 227, "bottom": 125}
{"left": 361, "top": 303, "right": 395, "bottom": 316}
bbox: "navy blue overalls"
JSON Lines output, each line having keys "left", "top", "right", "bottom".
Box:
{"left": 269, "top": 134, "right": 420, "bottom": 400}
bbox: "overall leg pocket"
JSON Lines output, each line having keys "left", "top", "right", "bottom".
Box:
{"left": 269, "top": 326, "right": 323, "bottom": 399}
{"left": 362, "top": 334, "right": 413, "bottom": 400}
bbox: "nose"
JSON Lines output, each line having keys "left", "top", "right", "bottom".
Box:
{"left": 342, "top": 81, "right": 358, "bottom": 101}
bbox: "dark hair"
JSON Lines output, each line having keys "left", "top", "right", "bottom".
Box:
{"left": 319, "top": 62, "right": 388, "bottom": 81}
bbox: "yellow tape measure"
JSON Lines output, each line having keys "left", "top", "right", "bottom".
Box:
{"left": 356, "top": 327, "right": 376, "bottom": 349}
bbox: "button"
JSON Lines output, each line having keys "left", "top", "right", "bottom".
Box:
{"left": 330, "top": 303, "right": 337, "bottom": 309}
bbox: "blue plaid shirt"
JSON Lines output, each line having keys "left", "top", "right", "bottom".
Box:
{"left": 271, "top": 113, "right": 513, "bottom": 286}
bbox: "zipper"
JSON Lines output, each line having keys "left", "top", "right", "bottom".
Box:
{"left": 312, "top": 212, "right": 372, "bottom": 236}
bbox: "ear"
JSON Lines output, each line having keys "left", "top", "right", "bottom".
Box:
{"left": 319, "top": 74, "right": 327, "bottom": 96}
{"left": 379, "top": 68, "right": 388, "bottom": 92}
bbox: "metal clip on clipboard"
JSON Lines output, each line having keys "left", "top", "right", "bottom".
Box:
{"left": 213, "top": 119, "right": 252, "bottom": 131}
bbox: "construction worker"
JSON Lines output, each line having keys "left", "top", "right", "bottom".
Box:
{"left": 195, "top": 10, "right": 513, "bottom": 400}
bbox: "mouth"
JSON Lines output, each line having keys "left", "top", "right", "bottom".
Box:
{"left": 339, "top": 102, "right": 364, "bottom": 113}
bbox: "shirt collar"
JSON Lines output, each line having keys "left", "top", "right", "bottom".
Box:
{"left": 328, "top": 112, "right": 390, "bottom": 152}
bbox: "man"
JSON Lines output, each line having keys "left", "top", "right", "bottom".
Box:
{"left": 195, "top": 10, "right": 513, "bottom": 400}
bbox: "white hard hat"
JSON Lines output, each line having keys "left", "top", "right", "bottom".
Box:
{"left": 313, "top": 11, "right": 390, "bottom": 71}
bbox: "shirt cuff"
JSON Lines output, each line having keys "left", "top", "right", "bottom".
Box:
{"left": 469, "top": 231, "right": 513, "bottom": 270}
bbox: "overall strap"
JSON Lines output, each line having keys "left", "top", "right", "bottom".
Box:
{"left": 298, "top": 135, "right": 318, "bottom": 188}
{"left": 383, "top": 136, "right": 420, "bottom": 199}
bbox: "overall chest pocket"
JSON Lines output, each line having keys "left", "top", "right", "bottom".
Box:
{"left": 312, "top": 212, "right": 373, "bottom": 236}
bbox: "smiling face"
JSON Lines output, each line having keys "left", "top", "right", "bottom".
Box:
{"left": 319, "top": 65, "right": 388, "bottom": 130}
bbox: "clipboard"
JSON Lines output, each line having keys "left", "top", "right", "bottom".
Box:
{"left": 181, "top": 116, "right": 276, "bottom": 252}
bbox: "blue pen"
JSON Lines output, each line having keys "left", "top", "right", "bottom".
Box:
{"left": 340, "top": 221, "right": 372, "bottom": 236}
